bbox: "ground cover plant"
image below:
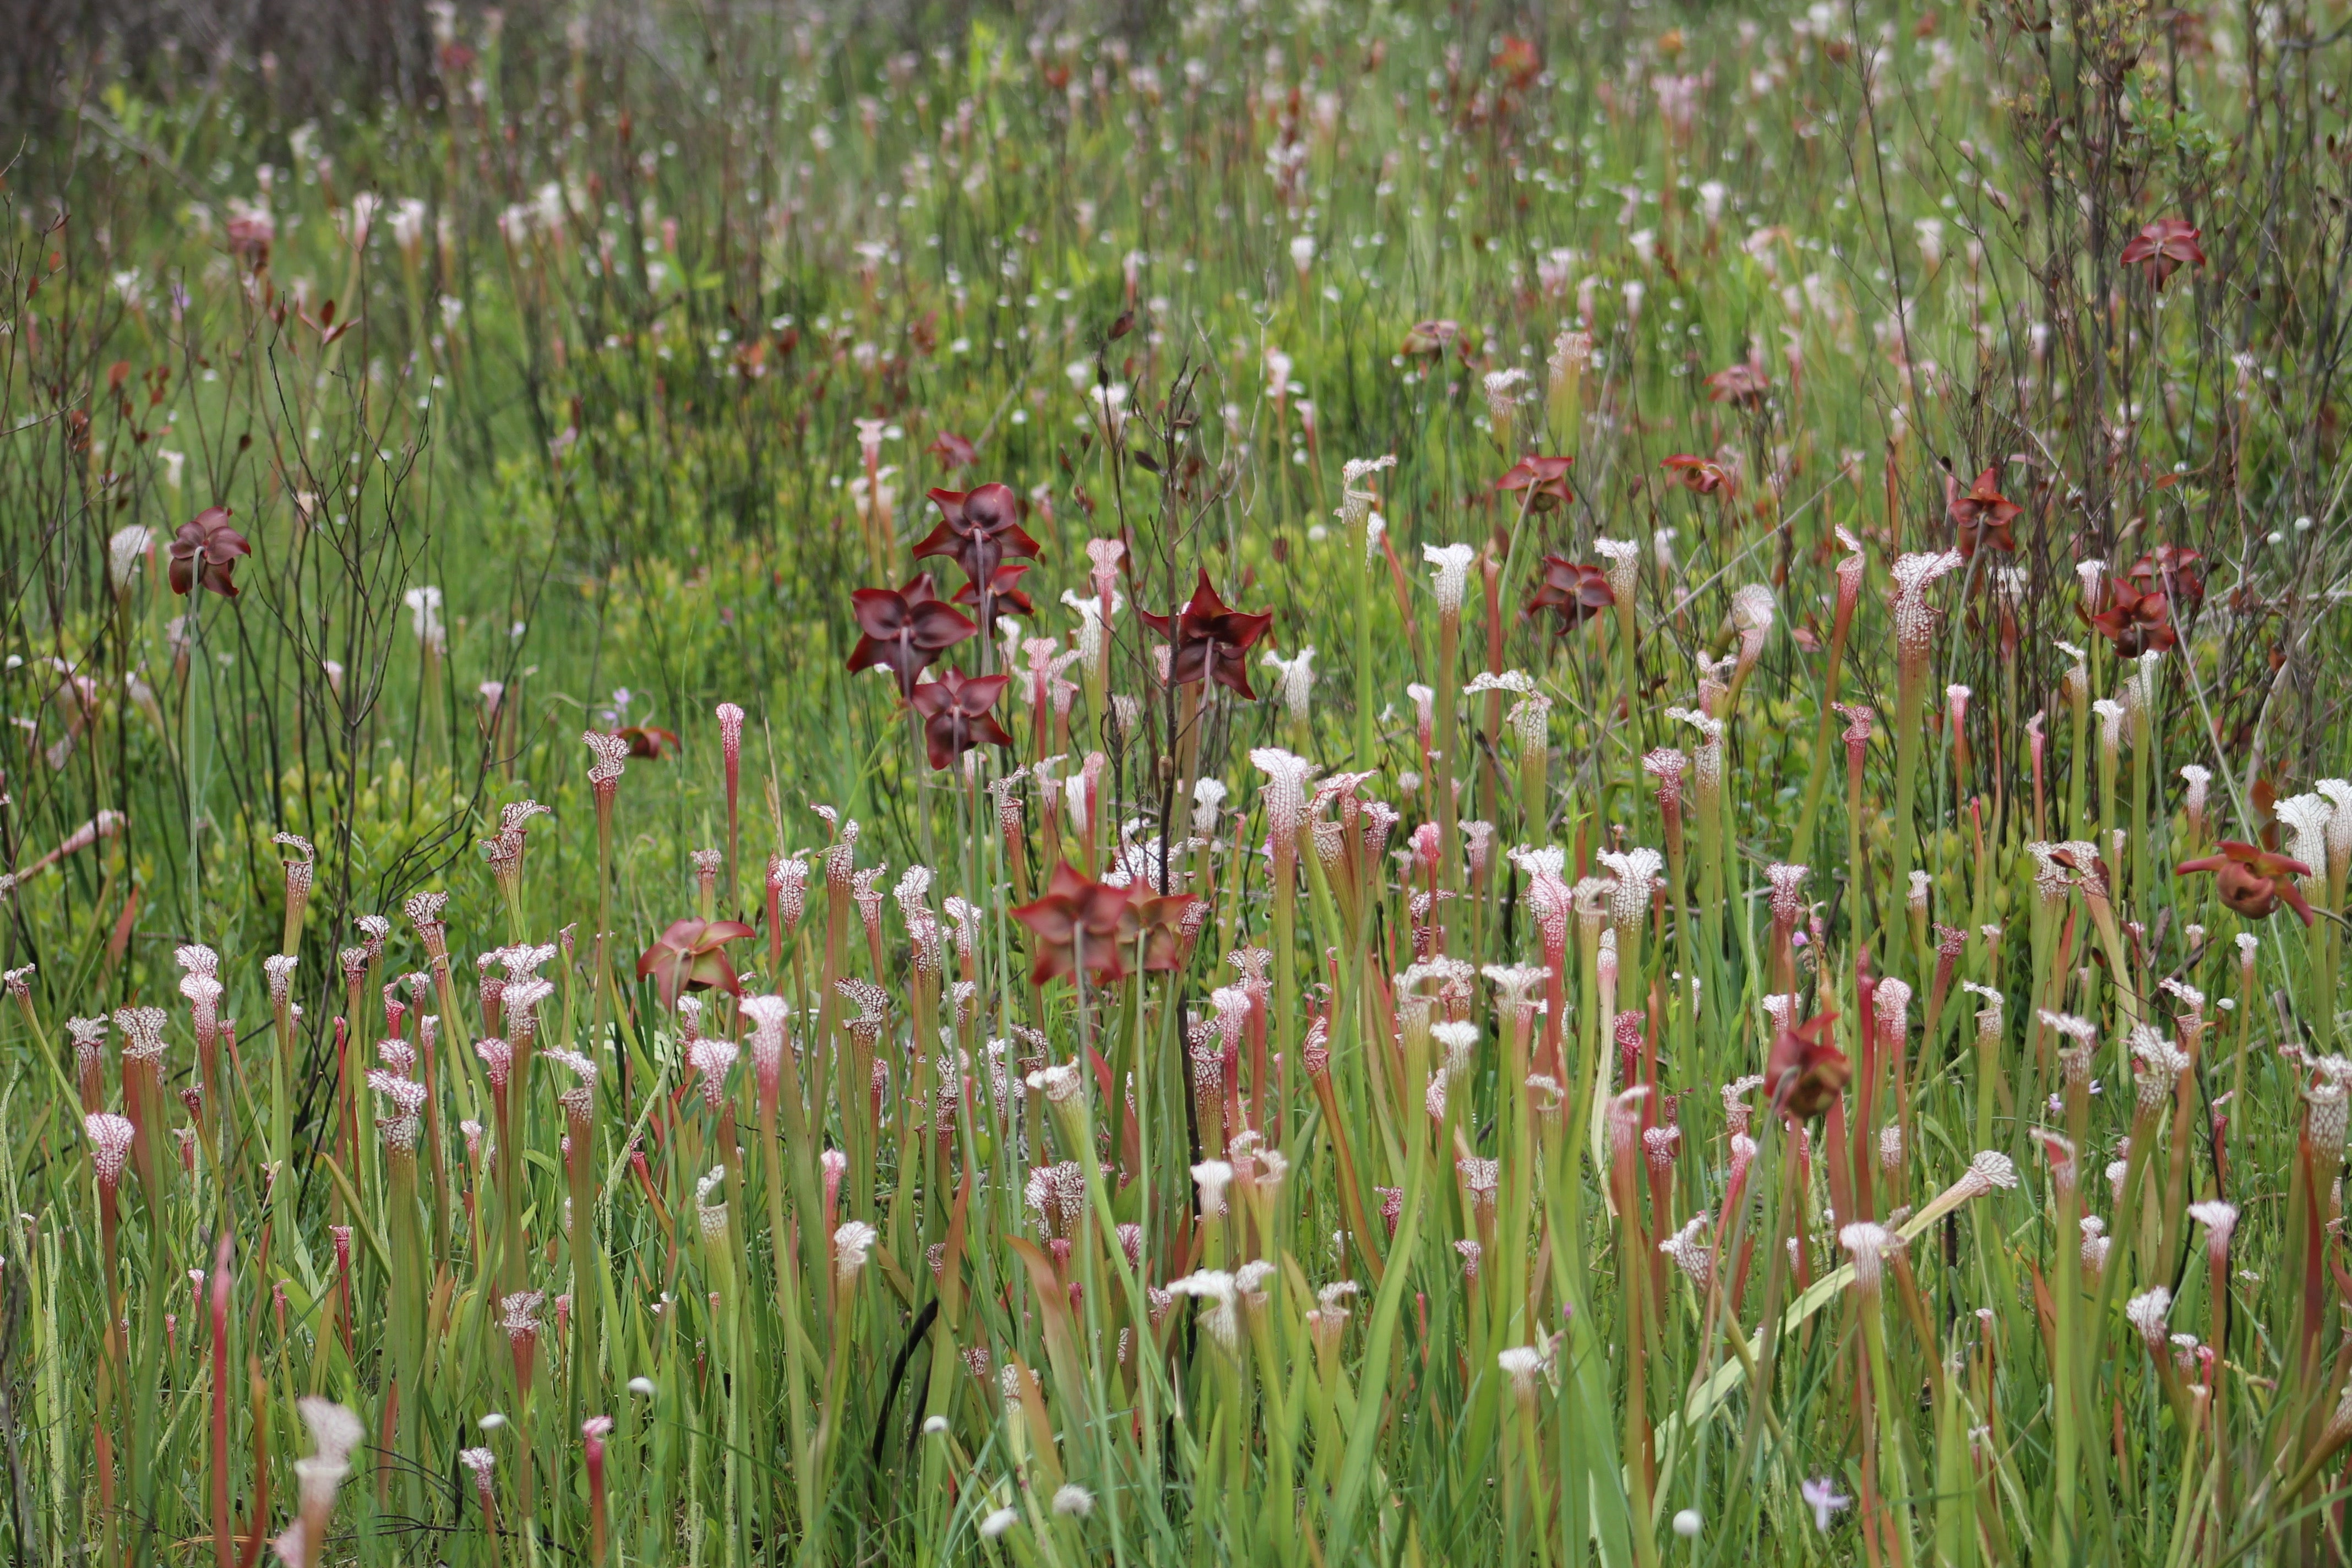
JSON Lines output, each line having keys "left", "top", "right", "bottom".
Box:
{"left": 1, "top": 0, "right": 2351, "bottom": 1560}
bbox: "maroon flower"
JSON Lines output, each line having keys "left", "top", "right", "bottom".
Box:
{"left": 1765, "top": 1011, "right": 1848, "bottom": 1120}
{"left": 1946, "top": 467, "right": 2022, "bottom": 558}
{"left": 1703, "top": 360, "right": 1771, "bottom": 407}
{"left": 908, "top": 667, "right": 1015, "bottom": 770}
{"left": 619, "top": 725, "right": 681, "bottom": 760}
{"left": 2127, "top": 545, "right": 2205, "bottom": 616}
{"left": 1010, "top": 863, "right": 1138, "bottom": 984}
{"left": 1129, "top": 892, "right": 1202, "bottom": 973}
{"left": 2177, "top": 842, "right": 2315, "bottom": 925}
{"left": 169, "top": 508, "right": 252, "bottom": 597}
{"left": 950, "top": 560, "right": 1036, "bottom": 625}
{"left": 912, "top": 482, "right": 1041, "bottom": 590}
{"left": 928, "top": 431, "right": 978, "bottom": 470}
{"left": 1526, "top": 556, "right": 1615, "bottom": 631}
{"left": 1661, "top": 455, "right": 1736, "bottom": 497}
{"left": 636, "top": 917, "right": 758, "bottom": 1006}
{"left": 1139, "top": 570, "right": 1275, "bottom": 699}
{"left": 2121, "top": 218, "right": 2206, "bottom": 291}
{"left": 1401, "top": 319, "right": 1461, "bottom": 358}
{"left": 2082, "top": 585, "right": 2177, "bottom": 657}
{"left": 1493, "top": 455, "right": 1575, "bottom": 513}
{"left": 1492, "top": 35, "right": 1543, "bottom": 89}
{"left": 846, "top": 571, "right": 978, "bottom": 698}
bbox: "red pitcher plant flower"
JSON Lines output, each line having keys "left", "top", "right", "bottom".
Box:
{"left": 637, "top": 915, "right": 758, "bottom": 1005}
{"left": 908, "top": 667, "right": 1015, "bottom": 770}
{"left": 1766, "top": 1011, "right": 1848, "bottom": 1120}
{"left": 170, "top": 507, "right": 252, "bottom": 597}
{"left": 1140, "top": 570, "right": 1276, "bottom": 698}
{"left": 1526, "top": 556, "right": 1615, "bottom": 632}
{"left": 1661, "top": 454, "right": 1736, "bottom": 497}
{"left": 2082, "top": 579, "right": 2178, "bottom": 657}
{"left": 846, "top": 571, "right": 976, "bottom": 698}
{"left": 912, "top": 482, "right": 1041, "bottom": 590}
{"left": 1946, "top": 466, "right": 2022, "bottom": 557}
{"left": 1493, "top": 455, "right": 1575, "bottom": 513}
{"left": 2121, "top": 217, "right": 2206, "bottom": 290}
{"left": 2176, "top": 841, "right": 2315, "bottom": 924}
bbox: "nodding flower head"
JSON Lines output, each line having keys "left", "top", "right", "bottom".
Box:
{"left": 1423, "top": 542, "right": 1478, "bottom": 617}
{"left": 84, "top": 1112, "right": 137, "bottom": 1190}
{"left": 115, "top": 1006, "right": 168, "bottom": 1064}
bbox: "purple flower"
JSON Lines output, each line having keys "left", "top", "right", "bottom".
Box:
{"left": 1801, "top": 1476, "right": 1851, "bottom": 1533}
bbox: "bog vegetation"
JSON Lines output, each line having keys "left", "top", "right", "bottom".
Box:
{"left": 2, "top": 0, "right": 2350, "bottom": 1561}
